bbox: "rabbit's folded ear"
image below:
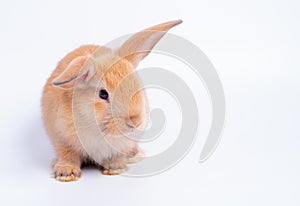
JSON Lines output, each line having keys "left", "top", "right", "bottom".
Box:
{"left": 117, "top": 19, "right": 182, "bottom": 67}
{"left": 52, "top": 56, "right": 95, "bottom": 89}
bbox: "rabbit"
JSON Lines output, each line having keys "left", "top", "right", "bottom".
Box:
{"left": 41, "top": 20, "right": 182, "bottom": 182}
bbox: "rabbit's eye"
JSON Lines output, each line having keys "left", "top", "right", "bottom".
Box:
{"left": 99, "top": 89, "right": 109, "bottom": 100}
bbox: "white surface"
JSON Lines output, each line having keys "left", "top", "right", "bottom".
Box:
{"left": 0, "top": 0, "right": 300, "bottom": 205}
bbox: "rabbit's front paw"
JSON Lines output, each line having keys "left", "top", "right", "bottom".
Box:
{"left": 102, "top": 167, "right": 128, "bottom": 175}
{"left": 53, "top": 162, "right": 81, "bottom": 182}
{"left": 101, "top": 156, "right": 128, "bottom": 175}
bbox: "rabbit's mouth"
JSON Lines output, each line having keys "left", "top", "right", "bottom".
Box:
{"left": 97, "top": 117, "right": 145, "bottom": 139}
{"left": 96, "top": 110, "right": 146, "bottom": 139}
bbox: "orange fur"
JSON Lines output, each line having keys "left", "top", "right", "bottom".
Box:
{"left": 41, "top": 20, "right": 182, "bottom": 181}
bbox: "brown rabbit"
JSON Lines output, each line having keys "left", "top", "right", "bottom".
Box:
{"left": 41, "top": 20, "right": 182, "bottom": 181}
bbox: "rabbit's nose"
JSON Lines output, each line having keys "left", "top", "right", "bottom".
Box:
{"left": 126, "top": 114, "right": 142, "bottom": 128}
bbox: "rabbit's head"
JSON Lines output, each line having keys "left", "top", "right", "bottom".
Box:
{"left": 52, "top": 20, "right": 182, "bottom": 138}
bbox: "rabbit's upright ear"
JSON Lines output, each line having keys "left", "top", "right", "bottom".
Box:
{"left": 117, "top": 20, "right": 182, "bottom": 67}
{"left": 52, "top": 56, "right": 95, "bottom": 89}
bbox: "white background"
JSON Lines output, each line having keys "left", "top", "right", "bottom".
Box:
{"left": 0, "top": 0, "right": 299, "bottom": 205}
